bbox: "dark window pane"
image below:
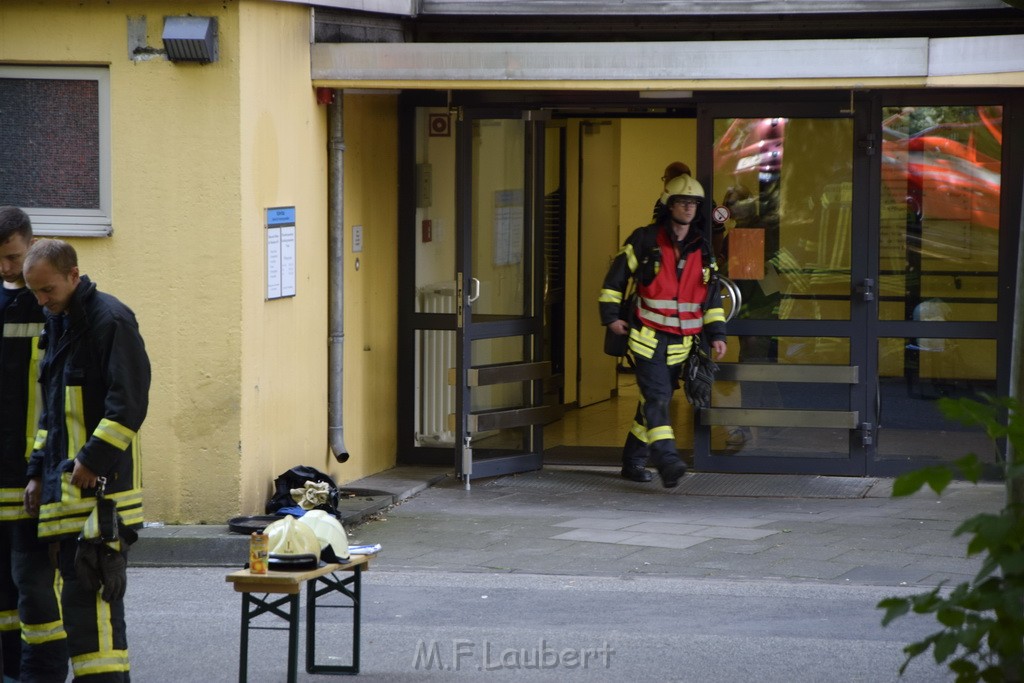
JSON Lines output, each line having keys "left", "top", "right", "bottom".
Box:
{"left": 0, "top": 78, "right": 100, "bottom": 209}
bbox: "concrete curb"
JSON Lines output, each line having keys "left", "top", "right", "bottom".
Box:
{"left": 131, "top": 467, "right": 449, "bottom": 567}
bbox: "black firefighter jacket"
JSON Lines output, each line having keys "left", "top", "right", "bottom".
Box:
{"left": 0, "top": 287, "right": 46, "bottom": 523}
{"left": 26, "top": 276, "right": 151, "bottom": 541}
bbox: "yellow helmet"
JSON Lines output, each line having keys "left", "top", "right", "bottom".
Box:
{"left": 264, "top": 515, "right": 321, "bottom": 570}
{"left": 661, "top": 175, "right": 705, "bottom": 206}
{"left": 297, "top": 510, "right": 350, "bottom": 563}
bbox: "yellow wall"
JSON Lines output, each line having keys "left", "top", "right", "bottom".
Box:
{"left": 1, "top": 1, "right": 245, "bottom": 523}
{"left": 1, "top": 1, "right": 400, "bottom": 522}
{"left": 619, "top": 118, "right": 697, "bottom": 239}
{"left": 335, "top": 93, "right": 400, "bottom": 482}
{"left": 238, "top": 2, "right": 332, "bottom": 515}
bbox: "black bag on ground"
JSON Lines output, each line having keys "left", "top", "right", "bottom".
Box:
{"left": 265, "top": 465, "right": 340, "bottom": 516}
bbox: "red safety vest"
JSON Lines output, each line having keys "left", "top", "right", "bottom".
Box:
{"left": 635, "top": 229, "right": 708, "bottom": 336}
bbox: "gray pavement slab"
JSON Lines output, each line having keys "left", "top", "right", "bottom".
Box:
{"left": 134, "top": 465, "right": 1002, "bottom": 592}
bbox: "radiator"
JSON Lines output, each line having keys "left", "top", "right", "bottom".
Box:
{"left": 417, "top": 281, "right": 457, "bottom": 446}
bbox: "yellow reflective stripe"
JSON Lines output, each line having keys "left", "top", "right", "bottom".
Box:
{"left": 25, "top": 335, "right": 43, "bottom": 460}
{"left": 133, "top": 434, "right": 143, "bottom": 491}
{"left": 81, "top": 506, "right": 101, "bottom": 541}
{"left": 666, "top": 342, "right": 687, "bottom": 366}
{"left": 22, "top": 619, "right": 66, "bottom": 645}
{"left": 71, "top": 650, "right": 130, "bottom": 677}
{"left": 38, "top": 486, "right": 144, "bottom": 538}
{"left": 2, "top": 322, "right": 44, "bottom": 338}
{"left": 97, "top": 595, "right": 113, "bottom": 654}
{"left": 647, "top": 425, "right": 675, "bottom": 443}
{"left": 704, "top": 307, "right": 726, "bottom": 324}
{"left": 33, "top": 429, "right": 47, "bottom": 450}
{"left": 622, "top": 243, "right": 638, "bottom": 272}
{"left": 598, "top": 288, "right": 623, "bottom": 304}
{"left": 93, "top": 419, "right": 136, "bottom": 451}
{"left": 65, "top": 387, "right": 86, "bottom": 459}
{"left": 630, "top": 421, "right": 648, "bottom": 442}
{"left": 0, "top": 508, "right": 33, "bottom": 522}
{"left": 0, "top": 609, "right": 19, "bottom": 631}
{"left": 0, "top": 489, "right": 23, "bottom": 505}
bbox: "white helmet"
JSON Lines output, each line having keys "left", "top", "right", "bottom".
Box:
{"left": 660, "top": 175, "right": 706, "bottom": 206}
{"left": 264, "top": 515, "right": 321, "bottom": 570}
{"left": 297, "top": 510, "right": 350, "bottom": 563}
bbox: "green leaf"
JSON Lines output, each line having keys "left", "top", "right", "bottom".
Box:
{"left": 934, "top": 632, "right": 960, "bottom": 662}
{"left": 955, "top": 454, "right": 983, "bottom": 483}
{"left": 892, "top": 466, "right": 955, "bottom": 496}
{"left": 878, "top": 597, "right": 911, "bottom": 626}
{"left": 892, "top": 469, "right": 931, "bottom": 497}
{"left": 938, "top": 607, "right": 966, "bottom": 627}
{"left": 948, "top": 658, "right": 978, "bottom": 676}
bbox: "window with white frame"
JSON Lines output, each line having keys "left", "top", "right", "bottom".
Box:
{"left": 0, "top": 66, "right": 112, "bottom": 237}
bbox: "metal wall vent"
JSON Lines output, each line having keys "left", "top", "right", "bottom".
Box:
{"left": 162, "top": 16, "right": 218, "bottom": 63}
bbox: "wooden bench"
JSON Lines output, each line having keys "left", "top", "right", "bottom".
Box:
{"left": 226, "top": 555, "right": 370, "bottom": 682}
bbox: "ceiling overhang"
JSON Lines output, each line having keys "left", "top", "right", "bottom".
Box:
{"left": 311, "top": 34, "right": 1024, "bottom": 90}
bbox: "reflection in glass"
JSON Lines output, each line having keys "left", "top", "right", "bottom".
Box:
{"left": 713, "top": 336, "right": 850, "bottom": 458}
{"left": 471, "top": 119, "right": 527, "bottom": 317}
{"left": 879, "top": 106, "right": 1002, "bottom": 322}
{"left": 712, "top": 117, "right": 854, "bottom": 323}
{"left": 876, "top": 337, "right": 997, "bottom": 462}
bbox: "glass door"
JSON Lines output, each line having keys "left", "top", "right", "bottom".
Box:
{"left": 453, "top": 110, "right": 556, "bottom": 482}
{"left": 400, "top": 104, "right": 555, "bottom": 481}
{"left": 869, "top": 97, "right": 1012, "bottom": 476}
{"left": 695, "top": 103, "right": 868, "bottom": 474}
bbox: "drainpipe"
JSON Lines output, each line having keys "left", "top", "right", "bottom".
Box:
{"left": 328, "top": 91, "right": 349, "bottom": 463}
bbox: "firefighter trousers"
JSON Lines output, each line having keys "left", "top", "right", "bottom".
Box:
{"left": 621, "top": 326, "right": 689, "bottom": 470}
{"left": 58, "top": 539, "right": 130, "bottom": 682}
{"left": 0, "top": 519, "right": 69, "bottom": 682}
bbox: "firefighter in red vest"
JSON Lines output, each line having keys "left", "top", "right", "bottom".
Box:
{"left": 599, "top": 175, "right": 727, "bottom": 487}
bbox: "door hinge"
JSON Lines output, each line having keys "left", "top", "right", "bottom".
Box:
{"left": 860, "top": 422, "right": 874, "bottom": 447}
{"left": 858, "top": 134, "right": 876, "bottom": 156}
{"left": 856, "top": 278, "right": 875, "bottom": 302}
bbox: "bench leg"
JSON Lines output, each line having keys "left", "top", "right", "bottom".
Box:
{"left": 306, "top": 565, "right": 361, "bottom": 675}
{"left": 238, "top": 591, "right": 301, "bottom": 683}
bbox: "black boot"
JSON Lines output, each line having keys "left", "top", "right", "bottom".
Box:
{"left": 657, "top": 460, "right": 687, "bottom": 488}
{"left": 621, "top": 465, "right": 653, "bottom": 483}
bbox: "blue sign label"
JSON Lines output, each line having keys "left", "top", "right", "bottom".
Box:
{"left": 266, "top": 206, "right": 296, "bottom": 226}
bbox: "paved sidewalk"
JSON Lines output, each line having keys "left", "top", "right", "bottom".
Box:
{"left": 348, "top": 466, "right": 1003, "bottom": 588}
{"left": 137, "top": 464, "right": 1006, "bottom": 589}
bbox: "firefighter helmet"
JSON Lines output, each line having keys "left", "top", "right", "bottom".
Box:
{"left": 296, "top": 510, "right": 350, "bottom": 563}
{"left": 661, "top": 175, "right": 705, "bottom": 206}
{"left": 264, "top": 515, "right": 321, "bottom": 570}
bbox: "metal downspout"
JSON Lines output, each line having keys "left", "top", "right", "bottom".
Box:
{"left": 328, "top": 92, "right": 349, "bottom": 463}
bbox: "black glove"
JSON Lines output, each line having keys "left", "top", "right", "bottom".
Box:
{"left": 74, "top": 541, "right": 103, "bottom": 592}
{"left": 98, "top": 545, "right": 128, "bottom": 603}
{"left": 683, "top": 343, "right": 719, "bottom": 410}
{"left": 74, "top": 540, "right": 128, "bottom": 602}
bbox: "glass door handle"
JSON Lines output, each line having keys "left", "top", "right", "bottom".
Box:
{"left": 468, "top": 277, "right": 481, "bottom": 303}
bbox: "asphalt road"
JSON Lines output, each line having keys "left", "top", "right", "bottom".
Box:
{"left": 124, "top": 566, "right": 952, "bottom": 682}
